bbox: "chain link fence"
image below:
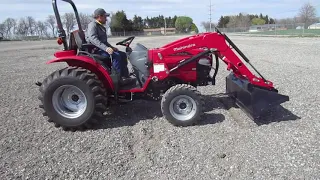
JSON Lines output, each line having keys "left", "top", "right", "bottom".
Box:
{"left": 3, "top": 23, "right": 319, "bottom": 41}
{"left": 217, "top": 23, "right": 320, "bottom": 37}
{"left": 1, "top": 28, "right": 194, "bottom": 41}
{"left": 108, "top": 29, "right": 194, "bottom": 38}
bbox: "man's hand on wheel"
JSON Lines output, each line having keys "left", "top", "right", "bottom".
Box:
{"left": 106, "top": 47, "right": 114, "bottom": 54}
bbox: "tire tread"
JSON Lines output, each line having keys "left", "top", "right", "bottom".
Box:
{"left": 38, "top": 66, "right": 108, "bottom": 131}
{"left": 161, "top": 84, "right": 204, "bottom": 126}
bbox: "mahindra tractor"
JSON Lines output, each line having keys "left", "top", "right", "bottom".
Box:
{"left": 36, "top": 0, "right": 289, "bottom": 131}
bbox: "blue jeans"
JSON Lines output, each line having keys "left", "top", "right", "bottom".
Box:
{"left": 98, "top": 50, "right": 129, "bottom": 77}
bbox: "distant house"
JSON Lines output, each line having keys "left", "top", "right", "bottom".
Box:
{"left": 308, "top": 23, "right": 320, "bottom": 29}
{"left": 296, "top": 26, "right": 304, "bottom": 29}
{"left": 143, "top": 27, "right": 176, "bottom": 35}
{"left": 162, "top": 27, "right": 176, "bottom": 35}
{"left": 249, "top": 24, "right": 286, "bottom": 32}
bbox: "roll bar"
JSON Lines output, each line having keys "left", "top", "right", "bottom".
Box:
{"left": 52, "top": 0, "right": 83, "bottom": 50}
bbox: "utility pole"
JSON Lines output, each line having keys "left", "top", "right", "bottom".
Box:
{"left": 164, "top": 17, "right": 166, "bottom": 35}
{"left": 209, "top": 0, "right": 213, "bottom": 32}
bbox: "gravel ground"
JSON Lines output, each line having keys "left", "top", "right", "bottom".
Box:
{"left": 0, "top": 35, "right": 319, "bottom": 179}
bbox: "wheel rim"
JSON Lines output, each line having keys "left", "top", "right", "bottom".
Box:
{"left": 52, "top": 85, "right": 87, "bottom": 119}
{"left": 169, "top": 95, "right": 197, "bottom": 121}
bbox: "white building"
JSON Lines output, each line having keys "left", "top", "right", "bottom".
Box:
{"left": 308, "top": 23, "right": 320, "bottom": 29}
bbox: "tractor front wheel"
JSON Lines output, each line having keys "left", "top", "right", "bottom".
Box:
{"left": 38, "top": 67, "right": 108, "bottom": 131}
{"left": 161, "top": 84, "right": 204, "bottom": 126}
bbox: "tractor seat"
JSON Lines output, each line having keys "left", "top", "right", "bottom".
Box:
{"left": 69, "top": 30, "right": 112, "bottom": 71}
{"left": 69, "top": 30, "right": 95, "bottom": 53}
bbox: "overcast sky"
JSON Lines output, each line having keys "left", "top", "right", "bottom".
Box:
{"left": 0, "top": 0, "right": 319, "bottom": 32}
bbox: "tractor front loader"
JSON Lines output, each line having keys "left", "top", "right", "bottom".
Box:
{"left": 149, "top": 29, "right": 289, "bottom": 121}
{"left": 36, "top": 0, "right": 289, "bottom": 131}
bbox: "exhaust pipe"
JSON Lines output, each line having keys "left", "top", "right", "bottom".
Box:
{"left": 226, "top": 72, "right": 289, "bottom": 119}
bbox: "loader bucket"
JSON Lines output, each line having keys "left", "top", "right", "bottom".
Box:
{"left": 225, "top": 73, "right": 289, "bottom": 120}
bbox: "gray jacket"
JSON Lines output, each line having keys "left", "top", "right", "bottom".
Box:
{"left": 85, "top": 20, "right": 113, "bottom": 51}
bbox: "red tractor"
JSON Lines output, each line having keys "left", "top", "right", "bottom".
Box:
{"left": 36, "top": 0, "right": 289, "bottom": 131}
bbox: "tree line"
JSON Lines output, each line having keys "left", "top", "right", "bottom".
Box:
{"left": 110, "top": 11, "right": 177, "bottom": 32}
{"left": 109, "top": 11, "right": 198, "bottom": 33}
{"left": 0, "top": 2, "right": 317, "bottom": 40}
{"left": 0, "top": 10, "right": 199, "bottom": 40}
{"left": 200, "top": 2, "right": 318, "bottom": 31}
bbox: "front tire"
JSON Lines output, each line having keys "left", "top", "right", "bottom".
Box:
{"left": 38, "top": 67, "right": 108, "bottom": 131}
{"left": 161, "top": 84, "right": 204, "bottom": 126}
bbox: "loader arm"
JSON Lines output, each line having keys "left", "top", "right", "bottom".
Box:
{"left": 156, "top": 31, "right": 289, "bottom": 119}
{"left": 158, "top": 32, "right": 274, "bottom": 90}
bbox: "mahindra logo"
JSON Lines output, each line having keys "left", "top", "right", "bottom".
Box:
{"left": 173, "top": 44, "right": 196, "bottom": 51}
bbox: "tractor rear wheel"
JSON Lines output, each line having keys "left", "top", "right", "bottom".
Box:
{"left": 161, "top": 84, "right": 204, "bottom": 126}
{"left": 38, "top": 67, "right": 108, "bottom": 131}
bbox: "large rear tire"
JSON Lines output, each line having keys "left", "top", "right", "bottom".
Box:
{"left": 38, "top": 67, "right": 108, "bottom": 131}
{"left": 161, "top": 84, "right": 204, "bottom": 126}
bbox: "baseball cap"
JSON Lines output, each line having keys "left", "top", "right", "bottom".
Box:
{"left": 94, "top": 8, "right": 110, "bottom": 18}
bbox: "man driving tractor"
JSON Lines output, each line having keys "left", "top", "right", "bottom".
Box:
{"left": 85, "top": 8, "right": 135, "bottom": 85}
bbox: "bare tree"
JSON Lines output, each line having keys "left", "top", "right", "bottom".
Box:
{"left": 36, "top": 21, "right": 48, "bottom": 38}
{"left": 226, "top": 16, "right": 237, "bottom": 28}
{"left": 0, "top": 23, "right": 5, "bottom": 39}
{"left": 3, "top": 18, "right": 16, "bottom": 39}
{"left": 201, "top": 21, "right": 215, "bottom": 32}
{"left": 238, "top": 13, "right": 251, "bottom": 28}
{"left": 298, "top": 2, "right": 317, "bottom": 28}
{"left": 62, "top": 12, "right": 75, "bottom": 35}
{"left": 11, "top": 19, "right": 17, "bottom": 38}
{"left": 26, "top": 16, "right": 36, "bottom": 36}
{"left": 17, "top": 18, "right": 28, "bottom": 37}
{"left": 45, "top": 15, "right": 56, "bottom": 37}
{"left": 79, "top": 13, "right": 93, "bottom": 30}
{"left": 276, "top": 18, "right": 288, "bottom": 25}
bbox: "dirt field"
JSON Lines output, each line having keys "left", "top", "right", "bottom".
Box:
{"left": 0, "top": 35, "right": 319, "bottom": 179}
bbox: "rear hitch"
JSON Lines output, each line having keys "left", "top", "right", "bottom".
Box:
{"left": 226, "top": 72, "right": 289, "bottom": 120}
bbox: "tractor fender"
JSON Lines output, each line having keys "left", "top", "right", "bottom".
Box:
{"left": 46, "top": 55, "right": 114, "bottom": 91}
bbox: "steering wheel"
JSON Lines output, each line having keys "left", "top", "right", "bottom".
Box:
{"left": 115, "top": 36, "right": 135, "bottom": 47}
